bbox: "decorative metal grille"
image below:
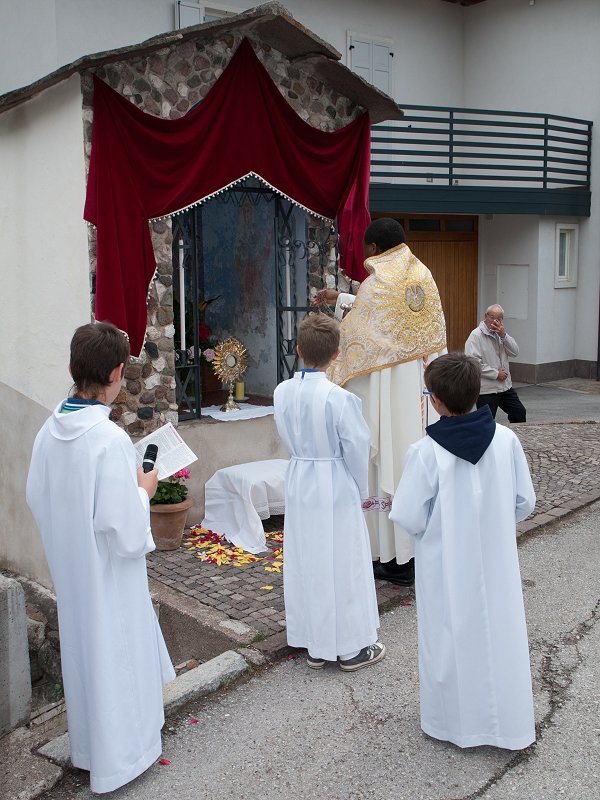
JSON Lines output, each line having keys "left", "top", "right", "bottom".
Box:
{"left": 172, "top": 209, "right": 203, "bottom": 421}
{"left": 173, "top": 180, "right": 340, "bottom": 418}
{"left": 274, "top": 200, "right": 340, "bottom": 383}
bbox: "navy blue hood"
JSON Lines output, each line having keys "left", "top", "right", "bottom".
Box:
{"left": 425, "top": 405, "right": 496, "bottom": 465}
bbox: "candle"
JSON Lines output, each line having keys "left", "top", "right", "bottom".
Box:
{"left": 178, "top": 236, "right": 186, "bottom": 353}
{"left": 235, "top": 381, "right": 245, "bottom": 400}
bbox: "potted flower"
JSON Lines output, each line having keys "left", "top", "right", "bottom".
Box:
{"left": 149, "top": 469, "right": 194, "bottom": 551}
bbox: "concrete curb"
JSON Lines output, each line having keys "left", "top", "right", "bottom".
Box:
{"left": 37, "top": 732, "right": 71, "bottom": 768}
{"left": 36, "top": 650, "right": 250, "bottom": 778}
{"left": 163, "top": 649, "right": 248, "bottom": 715}
{"left": 517, "top": 488, "right": 600, "bottom": 536}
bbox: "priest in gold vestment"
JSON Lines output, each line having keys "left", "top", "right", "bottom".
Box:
{"left": 314, "top": 218, "right": 446, "bottom": 585}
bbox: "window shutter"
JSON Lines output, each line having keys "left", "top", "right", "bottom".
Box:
{"left": 372, "top": 42, "right": 391, "bottom": 94}
{"left": 350, "top": 35, "right": 392, "bottom": 94}
{"left": 350, "top": 36, "right": 373, "bottom": 83}
{"left": 177, "top": 1, "right": 204, "bottom": 29}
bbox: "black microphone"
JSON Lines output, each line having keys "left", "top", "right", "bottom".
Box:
{"left": 142, "top": 444, "right": 158, "bottom": 473}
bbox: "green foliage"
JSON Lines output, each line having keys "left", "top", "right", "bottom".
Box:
{"left": 150, "top": 479, "right": 189, "bottom": 506}
{"left": 252, "top": 632, "right": 267, "bottom": 642}
{"left": 220, "top": 677, "right": 232, "bottom": 687}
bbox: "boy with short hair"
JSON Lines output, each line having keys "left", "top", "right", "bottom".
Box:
{"left": 27, "top": 322, "right": 175, "bottom": 793}
{"left": 390, "top": 352, "right": 536, "bottom": 750}
{"left": 274, "top": 312, "right": 385, "bottom": 670}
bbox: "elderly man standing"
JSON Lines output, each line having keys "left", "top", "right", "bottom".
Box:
{"left": 465, "top": 304, "right": 526, "bottom": 423}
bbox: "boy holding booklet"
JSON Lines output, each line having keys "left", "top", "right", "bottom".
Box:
{"left": 27, "top": 322, "right": 175, "bottom": 792}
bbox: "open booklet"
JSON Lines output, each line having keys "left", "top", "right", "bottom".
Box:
{"left": 133, "top": 423, "right": 198, "bottom": 481}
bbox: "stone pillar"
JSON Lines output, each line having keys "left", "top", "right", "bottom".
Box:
{"left": 0, "top": 575, "right": 32, "bottom": 735}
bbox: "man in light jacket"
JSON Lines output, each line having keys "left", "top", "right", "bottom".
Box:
{"left": 465, "top": 304, "right": 526, "bottom": 423}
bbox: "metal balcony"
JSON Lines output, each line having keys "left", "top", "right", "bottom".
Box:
{"left": 370, "top": 104, "right": 592, "bottom": 216}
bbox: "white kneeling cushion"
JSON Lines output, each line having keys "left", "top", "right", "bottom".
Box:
{"left": 201, "top": 459, "right": 288, "bottom": 554}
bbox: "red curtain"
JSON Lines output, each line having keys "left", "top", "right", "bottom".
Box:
{"left": 84, "top": 38, "right": 371, "bottom": 355}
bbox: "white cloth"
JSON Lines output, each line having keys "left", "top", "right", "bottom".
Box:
{"left": 390, "top": 424, "right": 536, "bottom": 750}
{"left": 26, "top": 403, "right": 175, "bottom": 793}
{"left": 202, "top": 459, "right": 288, "bottom": 554}
{"left": 274, "top": 371, "right": 379, "bottom": 661}
{"left": 201, "top": 403, "right": 274, "bottom": 421}
{"left": 346, "top": 354, "right": 443, "bottom": 564}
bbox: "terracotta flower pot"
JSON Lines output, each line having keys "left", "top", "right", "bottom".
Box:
{"left": 150, "top": 497, "right": 194, "bottom": 551}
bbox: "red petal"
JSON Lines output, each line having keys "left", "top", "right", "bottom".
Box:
{"left": 189, "top": 719, "right": 199, "bottom": 724}
{"left": 158, "top": 759, "right": 171, "bottom": 765}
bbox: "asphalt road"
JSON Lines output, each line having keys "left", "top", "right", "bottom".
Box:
{"left": 45, "top": 501, "right": 600, "bottom": 800}
{"left": 496, "top": 382, "right": 600, "bottom": 423}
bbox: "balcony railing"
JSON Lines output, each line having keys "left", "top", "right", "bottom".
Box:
{"left": 371, "top": 104, "right": 592, "bottom": 190}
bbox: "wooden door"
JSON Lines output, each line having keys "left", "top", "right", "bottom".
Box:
{"left": 372, "top": 215, "right": 479, "bottom": 353}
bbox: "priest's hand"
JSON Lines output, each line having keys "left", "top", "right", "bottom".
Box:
{"left": 497, "top": 368, "right": 508, "bottom": 381}
{"left": 137, "top": 466, "right": 158, "bottom": 499}
{"left": 312, "top": 289, "right": 339, "bottom": 307}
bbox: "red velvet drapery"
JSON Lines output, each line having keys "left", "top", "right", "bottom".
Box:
{"left": 84, "top": 38, "right": 371, "bottom": 355}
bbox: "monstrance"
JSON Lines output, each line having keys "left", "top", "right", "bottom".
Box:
{"left": 212, "top": 337, "right": 249, "bottom": 412}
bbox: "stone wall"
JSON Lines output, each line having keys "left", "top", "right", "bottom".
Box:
{"left": 81, "top": 30, "right": 363, "bottom": 433}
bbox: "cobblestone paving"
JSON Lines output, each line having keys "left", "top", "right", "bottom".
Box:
{"left": 514, "top": 423, "right": 600, "bottom": 517}
{"left": 147, "top": 423, "right": 600, "bottom": 635}
{"left": 147, "top": 518, "right": 286, "bottom": 636}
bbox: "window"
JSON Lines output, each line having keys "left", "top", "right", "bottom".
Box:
{"left": 175, "top": 1, "right": 236, "bottom": 29}
{"left": 554, "top": 223, "right": 579, "bottom": 288}
{"left": 348, "top": 33, "right": 393, "bottom": 96}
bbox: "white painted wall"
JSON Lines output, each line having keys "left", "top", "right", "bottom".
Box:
{"left": 1, "top": 0, "right": 465, "bottom": 105}
{"left": 464, "top": 0, "right": 600, "bottom": 363}
{"left": 0, "top": 73, "right": 90, "bottom": 587}
{"left": 0, "top": 73, "right": 91, "bottom": 411}
{"left": 479, "top": 215, "right": 539, "bottom": 366}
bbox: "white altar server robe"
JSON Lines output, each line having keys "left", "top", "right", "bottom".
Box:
{"left": 27, "top": 404, "right": 175, "bottom": 793}
{"left": 274, "top": 371, "right": 379, "bottom": 661}
{"left": 390, "top": 423, "right": 536, "bottom": 750}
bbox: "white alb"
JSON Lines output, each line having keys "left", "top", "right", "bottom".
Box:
{"left": 390, "top": 423, "right": 536, "bottom": 750}
{"left": 274, "top": 371, "right": 379, "bottom": 661}
{"left": 27, "top": 404, "right": 175, "bottom": 793}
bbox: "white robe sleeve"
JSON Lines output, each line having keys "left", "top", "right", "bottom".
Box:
{"left": 389, "top": 444, "right": 436, "bottom": 537}
{"left": 334, "top": 292, "right": 356, "bottom": 322}
{"left": 338, "top": 393, "right": 371, "bottom": 499}
{"left": 94, "top": 437, "right": 155, "bottom": 558}
{"left": 512, "top": 435, "right": 536, "bottom": 522}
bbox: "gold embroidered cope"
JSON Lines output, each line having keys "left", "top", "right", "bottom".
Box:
{"left": 327, "top": 244, "right": 447, "bottom": 387}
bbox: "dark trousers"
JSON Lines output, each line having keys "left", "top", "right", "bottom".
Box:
{"left": 476, "top": 387, "right": 526, "bottom": 423}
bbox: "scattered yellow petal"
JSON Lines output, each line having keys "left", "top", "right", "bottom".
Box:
{"left": 260, "top": 586, "right": 274, "bottom": 590}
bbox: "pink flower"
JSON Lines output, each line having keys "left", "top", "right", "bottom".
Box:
{"left": 173, "top": 468, "right": 190, "bottom": 480}
{"left": 204, "top": 348, "right": 215, "bottom": 362}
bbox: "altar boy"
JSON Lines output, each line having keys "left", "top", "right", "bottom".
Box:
{"left": 391, "top": 352, "right": 536, "bottom": 749}
{"left": 274, "top": 313, "right": 384, "bottom": 670}
{"left": 27, "top": 322, "right": 175, "bottom": 793}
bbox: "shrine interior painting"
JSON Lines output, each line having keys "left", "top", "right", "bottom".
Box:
{"left": 172, "top": 177, "right": 341, "bottom": 418}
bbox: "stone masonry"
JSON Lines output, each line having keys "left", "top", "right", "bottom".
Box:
{"left": 81, "top": 30, "right": 364, "bottom": 433}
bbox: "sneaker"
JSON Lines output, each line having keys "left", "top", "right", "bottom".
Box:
{"left": 339, "top": 642, "right": 386, "bottom": 672}
{"left": 306, "top": 655, "right": 326, "bottom": 670}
